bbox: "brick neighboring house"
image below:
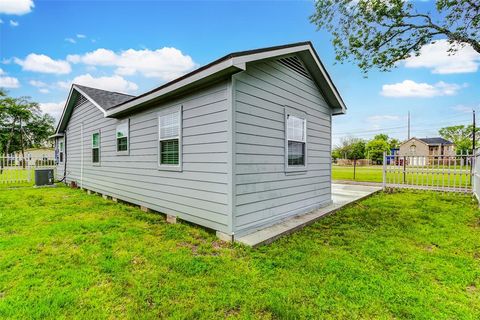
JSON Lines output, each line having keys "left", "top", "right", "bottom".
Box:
{"left": 398, "top": 137, "right": 455, "bottom": 165}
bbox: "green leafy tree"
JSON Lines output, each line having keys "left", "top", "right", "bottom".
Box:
{"left": 439, "top": 125, "right": 479, "bottom": 154}
{"left": 310, "top": 0, "right": 480, "bottom": 73}
{"left": 334, "top": 137, "right": 366, "bottom": 160}
{"left": 0, "top": 93, "right": 54, "bottom": 157}
{"left": 366, "top": 138, "right": 390, "bottom": 163}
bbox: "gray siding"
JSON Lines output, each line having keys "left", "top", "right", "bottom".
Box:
{"left": 233, "top": 56, "right": 332, "bottom": 235}
{"left": 59, "top": 81, "right": 231, "bottom": 233}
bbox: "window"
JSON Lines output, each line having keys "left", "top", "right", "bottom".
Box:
{"left": 285, "top": 108, "right": 307, "bottom": 172}
{"left": 59, "top": 139, "right": 64, "bottom": 163}
{"left": 92, "top": 132, "right": 100, "bottom": 163}
{"left": 410, "top": 144, "right": 416, "bottom": 154}
{"left": 116, "top": 121, "right": 129, "bottom": 153}
{"left": 159, "top": 107, "right": 182, "bottom": 169}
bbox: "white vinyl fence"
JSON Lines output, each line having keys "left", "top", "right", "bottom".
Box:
{"left": 473, "top": 150, "right": 480, "bottom": 201}
{"left": 383, "top": 151, "right": 474, "bottom": 193}
{"left": 0, "top": 156, "right": 56, "bottom": 185}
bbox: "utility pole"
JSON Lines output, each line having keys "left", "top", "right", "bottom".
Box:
{"left": 407, "top": 111, "right": 411, "bottom": 140}
{"left": 473, "top": 110, "right": 476, "bottom": 153}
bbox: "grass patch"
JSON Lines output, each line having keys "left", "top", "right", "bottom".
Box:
{"left": 333, "top": 165, "right": 472, "bottom": 187}
{"left": 0, "top": 186, "right": 479, "bottom": 318}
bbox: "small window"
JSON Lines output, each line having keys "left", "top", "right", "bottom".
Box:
{"left": 59, "top": 140, "right": 64, "bottom": 163}
{"left": 285, "top": 108, "right": 307, "bottom": 172}
{"left": 116, "top": 121, "right": 129, "bottom": 153}
{"left": 287, "top": 115, "right": 306, "bottom": 166}
{"left": 92, "top": 132, "right": 100, "bottom": 163}
{"left": 159, "top": 107, "right": 182, "bottom": 169}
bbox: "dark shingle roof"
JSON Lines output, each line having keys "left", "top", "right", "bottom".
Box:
{"left": 75, "top": 84, "right": 135, "bottom": 111}
{"left": 419, "top": 137, "right": 453, "bottom": 145}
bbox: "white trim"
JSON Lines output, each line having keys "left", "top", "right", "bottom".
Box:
{"left": 157, "top": 105, "right": 183, "bottom": 171}
{"left": 55, "top": 85, "right": 108, "bottom": 135}
{"left": 106, "top": 43, "right": 346, "bottom": 117}
{"left": 73, "top": 85, "right": 108, "bottom": 117}
{"left": 284, "top": 106, "right": 308, "bottom": 173}
{"left": 115, "top": 119, "right": 130, "bottom": 155}
{"left": 106, "top": 61, "right": 245, "bottom": 117}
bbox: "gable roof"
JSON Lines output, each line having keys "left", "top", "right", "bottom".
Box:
{"left": 74, "top": 85, "right": 134, "bottom": 111}
{"left": 106, "top": 41, "right": 346, "bottom": 117}
{"left": 55, "top": 41, "right": 346, "bottom": 134}
{"left": 54, "top": 84, "right": 136, "bottom": 134}
{"left": 419, "top": 137, "right": 453, "bottom": 145}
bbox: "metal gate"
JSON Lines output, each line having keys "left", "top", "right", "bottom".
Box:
{"left": 382, "top": 151, "right": 474, "bottom": 193}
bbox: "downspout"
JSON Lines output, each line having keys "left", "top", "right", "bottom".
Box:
{"left": 80, "top": 122, "right": 84, "bottom": 189}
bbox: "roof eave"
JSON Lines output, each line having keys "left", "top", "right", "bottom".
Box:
{"left": 106, "top": 42, "right": 347, "bottom": 117}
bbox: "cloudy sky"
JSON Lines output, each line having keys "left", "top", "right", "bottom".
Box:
{"left": 0, "top": 0, "right": 479, "bottom": 145}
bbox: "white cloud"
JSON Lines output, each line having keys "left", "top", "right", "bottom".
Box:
{"left": 0, "top": 76, "right": 20, "bottom": 88}
{"left": 9, "top": 20, "right": 19, "bottom": 27}
{"left": 61, "top": 73, "right": 138, "bottom": 93}
{"left": 67, "top": 47, "right": 196, "bottom": 81}
{"left": 39, "top": 101, "right": 66, "bottom": 120}
{"left": 404, "top": 39, "right": 480, "bottom": 74}
{"left": 367, "top": 115, "right": 401, "bottom": 122}
{"left": 29, "top": 79, "right": 47, "bottom": 87}
{"left": 0, "top": 68, "right": 4, "bottom": 75}
{"left": 14, "top": 53, "right": 71, "bottom": 74}
{"left": 76, "top": 34, "right": 86, "bottom": 39}
{"left": 38, "top": 88, "right": 49, "bottom": 94}
{"left": 0, "top": 0, "right": 34, "bottom": 15}
{"left": 381, "top": 80, "right": 465, "bottom": 98}
{"left": 65, "top": 38, "right": 76, "bottom": 44}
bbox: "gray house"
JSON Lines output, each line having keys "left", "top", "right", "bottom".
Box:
{"left": 52, "top": 42, "right": 346, "bottom": 240}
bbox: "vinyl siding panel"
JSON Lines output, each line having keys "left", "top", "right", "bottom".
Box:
{"left": 62, "top": 81, "right": 231, "bottom": 233}
{"left": 233, "top": 57, "right": 332, "bottom": 235}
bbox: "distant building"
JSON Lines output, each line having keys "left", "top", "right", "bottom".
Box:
{"left": 398, "top": 137, "right": 455, "bottom": 165}
{"left": 12, "top": 148, "right": 55, "bottom": 165}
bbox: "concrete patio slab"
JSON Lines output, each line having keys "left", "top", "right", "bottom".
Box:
{"left": 236, "top": 183, "right": 382, "bottom": 247}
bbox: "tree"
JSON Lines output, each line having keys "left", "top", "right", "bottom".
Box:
{"left": 366, "top": 137, "right": 390, "bottom": 163}
{"left": 0, "top": 93, "right": 54, "bottom": 157}
{"left": 310, "top": 0, "right": 480, "bottom": 73}
{"left": 439, "top": 125, "right": 479, "bottom": 154}
{"left": 334, "top": 137, "right": 366, "bottom": 160}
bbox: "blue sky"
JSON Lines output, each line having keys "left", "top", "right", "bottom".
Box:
{"left": 1, "top": 0, "right": 479, "bottom": 145}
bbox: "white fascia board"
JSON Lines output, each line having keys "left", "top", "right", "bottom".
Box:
{"left": 305, "top": 47, "right": 347, "bottom": 114}
{"left": 73, "top": 85, "right": 107, "bottom": 117}
{"left": 54, "top": 86, "right": 75, "bottom": 134}
{"left": 106, "top": 59, "right": 246, "bottom": 117}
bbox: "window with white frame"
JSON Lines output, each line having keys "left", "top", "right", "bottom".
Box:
{"left": 286, "top": 111, "right": 307, "bottom": 168}
{"left": 92, "top": 132, "right": 100, "bottom": 163}
{"left": 159, "top": 108, "right": 181, "bottom": 167}
{"left": 59, "top": 139, "right": 64, "bottom": 163}
{"left": 116, "top": 121, "right": 129, "bottom": 152}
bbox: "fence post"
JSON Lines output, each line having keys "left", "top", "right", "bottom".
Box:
{"left": 382, "top": 151, "right": 386, "bottom": 190}
{"left": 353, "top": 156, "right": 356, "bottom": 180}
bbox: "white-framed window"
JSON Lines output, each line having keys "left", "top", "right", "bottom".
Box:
{"left": 116, "top": 120, "right": 129, "bottom": 154}
{"left": 92, "top": 131, "right": 100, "bottom": 163}
{"left": 59, "top": 139, "right": 64, "bottom": 163}
{"left": 158, "top": 105, "right": 182, "bottom": 170}
{"left": 285, "top": 107, "right": 307, "bottom": 172}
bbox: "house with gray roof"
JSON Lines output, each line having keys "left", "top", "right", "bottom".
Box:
{"left": 399, "top": 137, "right": 455, "bottom": 157}
{"left": 52, "top": 41, "right": 346, "bottom": 240}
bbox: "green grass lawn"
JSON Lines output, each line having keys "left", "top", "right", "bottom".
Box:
{"left": 333, "top": 165, "right": 472, "bottom": 187}
{"left": 333, "top": 165, "right": 384, "bottom": 182}
{"left": 0, "top": 186, "right": 479, "bottom": 319}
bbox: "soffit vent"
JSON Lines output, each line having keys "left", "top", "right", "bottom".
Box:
{"left": 277, "top": 56, "right": 312, "bottom": 80}
{"left": 74, "top": 94, "right": 88, "bottom": 108}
